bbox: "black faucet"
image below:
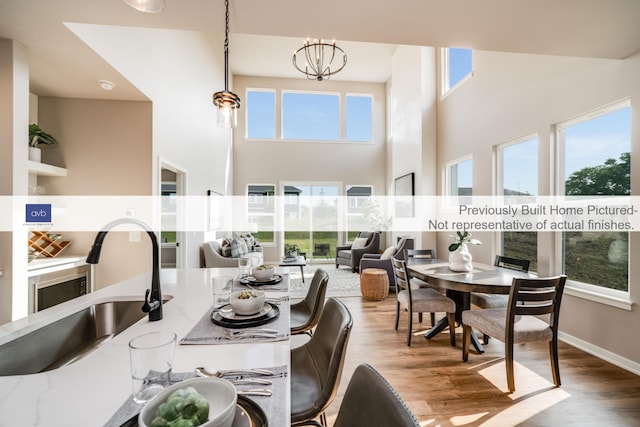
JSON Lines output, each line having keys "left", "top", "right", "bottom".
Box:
{"left": 86, "top": 218, "right": 163, "bottom": 321}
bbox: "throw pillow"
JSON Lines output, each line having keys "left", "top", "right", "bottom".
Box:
{"left": 380, "top": 246, "right": 396, "bottom": 260}
{"left": 221, "top": 237, "right": 248, "bottom": 257}
{"left": 351, "top": 237, "right": 369, "bottom": 249}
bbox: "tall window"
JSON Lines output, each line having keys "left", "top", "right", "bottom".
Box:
{"left": 246, "top": 89, "right": 275, "bottom": 139}
{"left": 557, "top": 100, "right": 631, "bottom": 294}
{"left": 442, "top": 47, "right": 472, "bottom": 95}
{"left": 345, "top": 185, "right": 373, "bottom": 241}
{"left": 247, "top": 184, "right": 276, "bottom": 244}
{"left": 497, "top": 136, "right": 538, "bottom": 271}
{"left": 445, "top": 156, "right": 473, "bottom": 205}
{"left": 346, "top": 95, "right": 373, "bottom": 142}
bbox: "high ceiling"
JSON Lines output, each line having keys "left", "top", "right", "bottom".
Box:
{"left": 1, "top": 0, "right": 639, "bottom": 101}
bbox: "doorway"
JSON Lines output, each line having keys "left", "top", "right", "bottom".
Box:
{"left": 159, "top": 160, "right": 187, "bottom": 268}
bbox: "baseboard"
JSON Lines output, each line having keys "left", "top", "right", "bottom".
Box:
{"left": 559, "top": 331, "right": 640, "bottom": 376}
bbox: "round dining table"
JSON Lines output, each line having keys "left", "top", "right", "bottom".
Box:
{"left": 406, "top": 259, "right": 536, "bottom": 353}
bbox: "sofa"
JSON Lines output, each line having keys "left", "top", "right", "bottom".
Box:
{"left": 335, "top": 231, "right": 380, "bottom": 273}
{"left": 202, "top": 238, "right": 264, "bottom": 268}
{"left": 359, "top": 236, "right": 414, "bottom": 291}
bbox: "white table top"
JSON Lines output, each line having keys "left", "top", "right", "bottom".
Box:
{"left": 0, "top": 267, "right": 290, "bottom": 426}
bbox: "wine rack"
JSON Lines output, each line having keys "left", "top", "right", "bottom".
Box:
{"left": 28, "top": 231, "right": 71, "bottom": 258}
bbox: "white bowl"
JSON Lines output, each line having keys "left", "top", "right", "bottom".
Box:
{"left": 229, "top": 290, "right": 266, "bottom": 315}
{"left": 251, "top": 266, "right": 275, "bottom": 281}
{"left": 138, "top": 377, "right": 237, "bottom": 427}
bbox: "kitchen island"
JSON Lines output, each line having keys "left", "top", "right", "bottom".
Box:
{"left": 0, "top": 268, "right": 290, "bottom": 426}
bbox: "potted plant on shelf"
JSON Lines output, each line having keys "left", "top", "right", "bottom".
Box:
{"left": 28, "top": 123, "right": 59, "bottom": 162}
{"left": 448, "top": 231, "right": 482, "bottom": 272}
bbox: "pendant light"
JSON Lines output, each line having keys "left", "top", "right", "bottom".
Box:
{"left": 212, "top": 0, "right": 240, "bottom": 128}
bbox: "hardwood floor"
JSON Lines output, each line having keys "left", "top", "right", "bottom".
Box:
{"left": 318, "top": 295, "right": 640, "bottom": 426}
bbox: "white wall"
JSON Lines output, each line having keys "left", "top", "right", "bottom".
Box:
{"left": 0, "top": 39, "right": 29, "bottom": 323}
{"left": 232, "top": 75, "right": 387, "bottom": 261}
{"left": 436, "top": 49, "right": 640, "bottom": 366}
{"left": 65, "top": 24, "right": 232, "bottom": 268}
{"left": 389, "top": 45, "right": 438, "bottom": 250}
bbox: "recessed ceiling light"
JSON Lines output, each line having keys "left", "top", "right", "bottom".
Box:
{"left": 98, "top": 80, "right": 115, "bottom": 91}
{"left": 122, "top": 0, "right": 166, "bottom": 13}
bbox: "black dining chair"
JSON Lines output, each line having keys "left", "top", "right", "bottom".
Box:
{"left": 332, "top": 364, "right": 420, "bottom": 427}
{"left": 462, "top": 275, "right": 567, "bottom": 393}
{"left": 291, "top": 298, "right": 353, "bottom": 426}
{"left": 290, "top": 268, "right": 329, "bottom": 336}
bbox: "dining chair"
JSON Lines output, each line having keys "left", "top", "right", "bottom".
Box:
{"left": 291, "top": 297, "right": 353, "bottom": 427}
{"left": 332, "top": 363, "right": 420, "bottom": 427}
{"left": 392, "top": 257, "right": 456, "bottom": 346}
{"left": 290, "top": 268, "right": 329, "bottom": 336}
{"left": 461, "top": 275, "right": 567, "bottom": 393}
{"left": 471, "top": 255, "right": 531, "bottom": 344}
{"left": 404, "top": 249, "right": 438, "bottom": 325}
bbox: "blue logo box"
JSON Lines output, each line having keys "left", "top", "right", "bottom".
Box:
{"left": 26, "top": 204, "right": 52, "bottom": 223}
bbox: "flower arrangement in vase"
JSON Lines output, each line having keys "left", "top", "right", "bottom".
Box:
{"left": 448, "top": 231, "right": 482, "bottom": 272}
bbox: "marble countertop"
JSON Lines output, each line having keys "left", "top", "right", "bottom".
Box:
{"left": 0, "top": 267, "right": 290, "bottom": 426}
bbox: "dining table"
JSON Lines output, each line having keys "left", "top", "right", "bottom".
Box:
{"left": 406, "top": 259, "right": 536, "bottom": 353}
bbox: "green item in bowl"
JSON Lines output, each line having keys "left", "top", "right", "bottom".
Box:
{"left": 151, "top": 386, "right": 209, "bottom": 427}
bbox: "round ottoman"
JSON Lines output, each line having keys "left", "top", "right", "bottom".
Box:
{"left": 360, "top": 268, "right": 389, "bottom": 301}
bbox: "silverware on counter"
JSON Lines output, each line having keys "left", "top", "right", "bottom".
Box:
{"left": 222, "top": 330, "right": 278, "bottom": 340}
{"left": 195, "top": 367, "right": 274, "bottom": 378}
{"left": 237, "top": 388, "right": 273, "bottom": 397}
{"left": 227, "top": 378, "right": 272, "bottom": 386}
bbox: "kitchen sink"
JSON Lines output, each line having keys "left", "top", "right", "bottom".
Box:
{"left": 0, "top": 298, "right": 172, "bottom": 376}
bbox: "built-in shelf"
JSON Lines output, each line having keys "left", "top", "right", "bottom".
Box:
{"left": 28, "top": 160, "right": 67, "bottom": 177}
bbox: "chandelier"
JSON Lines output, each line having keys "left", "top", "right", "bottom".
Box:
{"left": 292, "top": 39, "right": 347, "bottom": 81}
{"left": 212, "top": 0, "right": 240, "bottom": 128}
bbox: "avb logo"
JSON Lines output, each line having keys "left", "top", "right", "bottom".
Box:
{"left": 26, "top": 204, "right": 52, "bottom": 223}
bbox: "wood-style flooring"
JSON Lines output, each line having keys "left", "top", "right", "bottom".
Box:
{"left": 316, "top": 295, "right": 640, "bottom": 426}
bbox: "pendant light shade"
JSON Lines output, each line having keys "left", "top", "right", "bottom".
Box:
{"left": 122, "top": 0, "right": 166, "bottom": 13}
{"left": 213, "top": 0, "right": 240, "bottom": 128}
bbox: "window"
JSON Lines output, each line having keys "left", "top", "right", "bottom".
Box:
{"left": 282, "top": 92, "right": 340, "bottom": 140}
{"left": 345, "top": 185, "right": 373, "bottom": 240}
{"left": 445, "top": 156, "right": 473, "bottom": 205}
{"left": 442, "top": 48, "right": 472, "bottom": 95}
{"left": 245, "top": 88, "right": 373, "bottom": 142}
{"left": 497, "top": 136, "right": 538, "bottom": 271}
{"left": 556, "top": 101, "right": 631, "bottom": 294}
{"left": 246, "top": 89, "right": 275, "bottom": 139}
{"left": 346, "top": 95, "right": 373, "bottom": 142}
{"left": 247, "top": 184, "right": 276, "bottom": 244}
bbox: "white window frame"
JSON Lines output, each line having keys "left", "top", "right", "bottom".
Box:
{"left": 554, "top": 99, "right": 632, "bottom": 310}
{"left": 345, "top": 93, "right": 374, "bottom": 143}
{"left": 247, "top": 183, "right": 276, "bottom": 246}
{"left": 281, "top": 89, "right": 342, "bottom": 142}
{"left": 443, "top": 155, "right": 473, "bottom": 207}
{"left": 495, "top": 134, "right": 539, "bottom": 270}
{"left": 245, "top": 88, "right": 276, "bottom": 140}
{"left": 440, "top": 47, "right": 473, "bottom": 98}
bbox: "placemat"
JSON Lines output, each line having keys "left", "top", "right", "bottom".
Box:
{"left": 104, "top": 365, "right": 288, "bottom": 427}
{"left": 179, "top": 296, "right": 289, "bottom": 345}
{"left": 236, "top": 272, "right": 289, "bottom": 292}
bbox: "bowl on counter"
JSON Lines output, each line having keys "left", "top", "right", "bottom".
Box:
{"left": 138, "top": 377, "right": 237, "bottom": 427}
{"left": 229, "top": 290, "right": 266, "bottom": 315}
{"left": 251, "top": 266, "right": 275, "bottom": 281}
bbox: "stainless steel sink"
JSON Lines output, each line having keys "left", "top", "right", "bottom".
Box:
{"left": 0, "top": 298, "right": 172, "bottom": 376}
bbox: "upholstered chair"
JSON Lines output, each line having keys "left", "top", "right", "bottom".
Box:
{"left": 359, "top": 236, "right": 414, "bottom": 291}
{"left": 335, "top": 232, "right": 380, "bottom": 272}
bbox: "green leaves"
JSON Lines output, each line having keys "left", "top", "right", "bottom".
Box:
{"left": 448, "top": 230, "right": 482, "bottom": 252}
{"left": 28, "top": 123, "right": 59, "bottom": 147}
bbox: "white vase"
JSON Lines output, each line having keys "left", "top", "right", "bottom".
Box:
{"left": 28, "top": 147, "right": 41, "bottom": 162}
{"left": 449, "top": 243, "right": 473, "bottom": 272}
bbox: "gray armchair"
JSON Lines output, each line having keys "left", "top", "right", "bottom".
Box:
{"left": 359, "top": 236, "right": 414, "bottom": 291}
{"left": 335, "top": 232, "right": 380, "bottom": 273}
